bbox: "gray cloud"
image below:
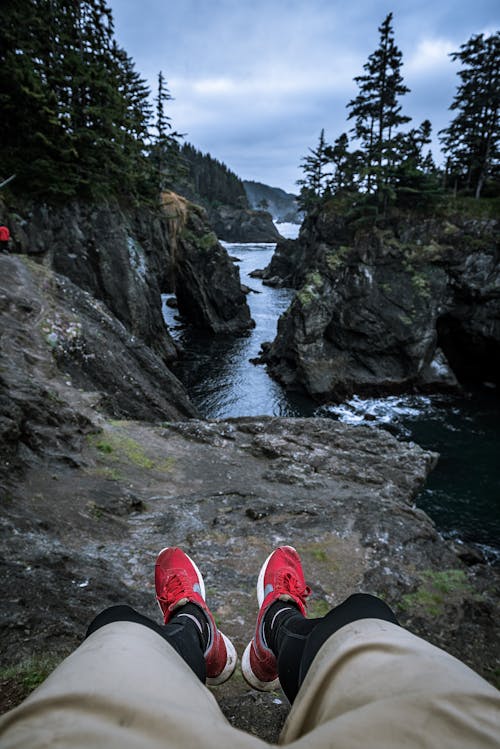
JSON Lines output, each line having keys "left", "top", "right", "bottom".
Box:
{"left": 110, "top": 0, "right": 499, "bottom": 192}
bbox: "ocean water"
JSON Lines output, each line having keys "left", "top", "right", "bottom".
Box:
{"left": 163, "top": 226, "right": 500, "bottom": 559}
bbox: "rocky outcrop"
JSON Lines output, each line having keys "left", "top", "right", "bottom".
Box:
{"left": 1, "top": 193, "right": 253, "bottom": 345}
{"left": 1, "top": 413, "right": 498, "bottom": 735}
{"left": 0, "top": 254, "right": 196, "bottom": 491}
{"left": 162, "top": 193, "right": 254, "bottom": 333}
{"left": 261, "top": 206, "right": 500, "bottom": 400}
{"left": 208, "top": 204, "right": 282, "bottom": 242}
{"left": 251, "top": 236, "right": 309, "bottom": 287}
{"left": 2, "top": 199, "right": 179, "bottom": 361}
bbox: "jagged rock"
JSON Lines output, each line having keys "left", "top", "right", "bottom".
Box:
{"left": 2, "top": 199, "right": 179, "bottom": 361}
{"left": 208, "top": 204, "right": 282, "bottom": 242}
{"left": 0, "top": 254, "right": 196, "bottom": 488}
{"left": 258, "top": 236, "right": 309, "bottom": 286}
{"left": 262, "top": 207, "right": 500, "bottom": 399}
{"left": 1, "top": 193, "right": 254, "bottom": 347}
{"left": 162, "top": 193, "right": 254, "bottom": 333}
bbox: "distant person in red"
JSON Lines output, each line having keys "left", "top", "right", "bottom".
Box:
{"left": 0, "top": 225, "right": 10, "bottom": 253}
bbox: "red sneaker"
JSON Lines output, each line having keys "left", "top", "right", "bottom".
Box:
{"left": 242, "top": 546, "right": 311, "bottom": 691}
{"left": 155, "top": 547, "right": 237, "bottom": 685}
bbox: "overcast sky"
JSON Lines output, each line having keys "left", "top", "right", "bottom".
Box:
{"left": 109, "top": 0, "right": 499, "bottom": 194}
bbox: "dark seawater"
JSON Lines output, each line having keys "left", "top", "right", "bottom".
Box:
{"left": 163, "top": 226, "right": 500, "bottom": 560}
{"left": 321, "top": 392, "right": 500, "bottom": 561}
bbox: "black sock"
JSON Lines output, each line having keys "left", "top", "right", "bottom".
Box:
{"left": 263, "top": 601, "right": 314, "bottom": 655}
{"left": 262, "top": 601, "right": 315, "bottom": 702}
{"left": 169, "top": 602, "right": 210, "bottom": 652}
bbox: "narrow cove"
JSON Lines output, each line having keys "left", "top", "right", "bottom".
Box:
{"left": 163, "top": 228, "right": 500, "bottom": 561}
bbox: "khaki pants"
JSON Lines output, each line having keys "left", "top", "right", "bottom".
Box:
{"left": 0, "top": 618, "right": 498, "bottom": 748}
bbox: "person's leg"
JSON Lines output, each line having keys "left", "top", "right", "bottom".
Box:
{"left": 280, "top": 617, "right": 500, "bottom": 748}
{"left": 86, "top": 602, "right": 208, "bottom": 682}
{"left": 0, "top": 620, "right": 269, "bottom": 749}
{"left": 241, "top": 546, "right": 397, "bottom": 702}
{"left": 85, "top": 547, "right": 237, "bottom": 686}
{"left": 0, "top": 548, "right": 260, "bottom": 749}
{"left": 243, "top": 547, "right": 500, "bottom": 749}
{"left": 270, "top": 592, "right": 398, "bottom": 702}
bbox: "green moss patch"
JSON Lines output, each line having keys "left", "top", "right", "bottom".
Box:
{"left": 297, "top": 271, "right": 325, "bottom": 307}
{"left": 88, "top": 429, "right": 175, "bottom": 473}
{"left": 0, "top": 655, "right": 61, "bottom": 694}
{"left": 401, "top": 569, "right": 474, "bottom": 617}
{"left": 181, "top": 228, "right": 218, "bottom": 251}
{"left": 308, "top": 599, "right": 331, "bottom": 618}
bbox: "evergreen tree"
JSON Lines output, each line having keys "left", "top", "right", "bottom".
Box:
{"left": 324, "top": 133, "right": 362, "bottom": 195}
{"left": 0, "top": 0, "right": 78, "bottom": 196}
{"left": 152, "top": 71, "right": 183, "bottom": 190}
{"left": 297, "top": 129, "right": 331, "bottom": 209}
{"left": 393, "top": 120, "right": 443, "bottom": 209}
{"left": 112, "top": 43, "right": 154, "bottom": 195}
{"left": 440, "top": 32, "right": 499, "bottom": 198}
{"left": 347, "top": 13, "right": 410, "bottom": 204}
{"left": 0, "top": 0, "right": 161, "bottom": 201}
{"left": 174, "top": 143, "right": 249, "bottom": 208}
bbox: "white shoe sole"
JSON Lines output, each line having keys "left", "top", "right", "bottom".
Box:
{"left": 241, "top": 641, "right": 280, "bottom": 691}
{"left": 207, "top": 632, "right": 238, "bottom": 686}
{"left": 241, "top": 545, "right": 298, "bottom": 691}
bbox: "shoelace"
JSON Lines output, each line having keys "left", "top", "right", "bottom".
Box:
{"left": 276, "top": 571, "right": 311, "bottom": 605}
{"left": 156, "top": 571, "right": 191, "bottom": 609}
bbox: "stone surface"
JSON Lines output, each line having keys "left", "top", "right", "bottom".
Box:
{"left": 208, "top": 204, "right": 282, "bottom": 242}
{"left": 0, "top": 254, "right": 196, "bottom": 492}
{"left": 261, "top": 207, "right": 500, "bottom": 399}
{"left": 162, "top": 193, "right": 254, "bottom": 333}
{"left": 1, "top": 408, "right": 498, "bottom": 738}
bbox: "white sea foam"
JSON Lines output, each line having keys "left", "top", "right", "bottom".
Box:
{"left": 319, "top": 394, "right": 436, "bottom": 431}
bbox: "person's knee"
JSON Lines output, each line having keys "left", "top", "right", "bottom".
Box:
{"left": 86, "top": 604, "right": 140, "bottom": 637}
{"left": 338, "top": 593, "right": 398, "bottom": 624}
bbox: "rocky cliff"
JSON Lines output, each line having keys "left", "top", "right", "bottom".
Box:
{"left": 208, "top": 204, "right": 282, "bottom": 243}
{"left": 1, "top": 194, "right": 253, "bottom": 343}
{"left": 0, "top": 253, "right": 196, "bottom": 489}
{"left": 1, "top": 238, "right": 498, "bottom": 739}
{"left": 260, "top": 204, "right": 500, "bottom": 400}
{"left": 161, "top": 193, "right": 254, "bottom": 332}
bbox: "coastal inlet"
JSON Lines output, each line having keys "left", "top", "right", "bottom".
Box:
{"left": 163, "top": 225, "right": 500, "bottom": 561}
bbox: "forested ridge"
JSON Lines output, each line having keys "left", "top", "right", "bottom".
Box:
{"left": 297, "top": 14, "right": 499, "bottom": 218}
{"left": 0, "top": 0, "right": 259, "bottom": 212}
{"left": 173, "top": 143, "right": 250, "bottom": 210}
{"left": 0, "top": 0, "right": 182, "bottom": 202}
{"left": 1, "top": 4, "right": 498, "bottom": 218}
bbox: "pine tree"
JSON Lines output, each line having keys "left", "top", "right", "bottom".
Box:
{"left": 112, "top": 43, "right": 154, "bottom": 197}
{"left": 173, "top": 143, "right": 248, "bottom": 208}
{"left": 0, "top": 0, "right": 163, "bottom": 201}
{"left": 347, "top": 13, "right": 410, "bottom": 205}
{"left": 297, "top": 129, "right": 331, "bottom": 209}
{"left": 152, "top": 71, "right": 183, "bottom": 191}
{"left": 440, "top": 32, "right": 499, "bottom": 199}
{"left": 393, "top": 120, "right": 442, "bottom": 209}
{"left": 324, "top": 133, "right": 362, "bottom": 195}
{"left": 0, "top": 0, "right": 78, "bottom": 196}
